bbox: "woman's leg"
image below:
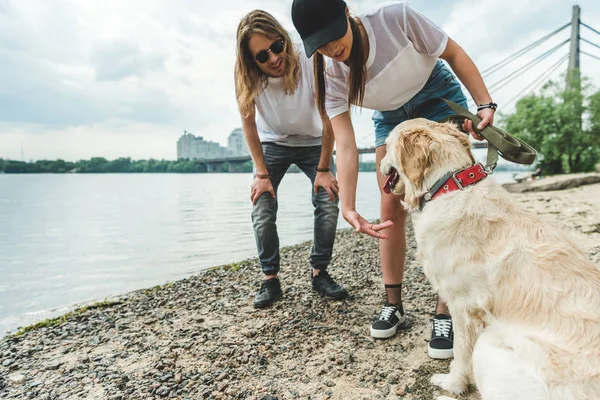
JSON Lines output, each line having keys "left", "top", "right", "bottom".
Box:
{"left": 369, "top": 144, "right": 410, "bottom": 339}
{"left": 375, "top": 145, "right": 407, "bottom": 297}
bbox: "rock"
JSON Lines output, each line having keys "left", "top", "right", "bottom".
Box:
{"left": 387, "top": 372, "right": 399, "bottom": 384}
{"left": 378, "top": 384, "right": 390, "bottom": 396}
{"left": 46, "top": 361, "right": 63, "bottom": 371}
{"left": 2, "top": 358, "right": 14, "bottom": 367}
{"left": 8, "top": 373, "right": 26, "bottom": 385}
{"left": 395, "top": 385, "right": 406, "bottom": 396}
{"left": 503, "top": 173, "right": 600, "bottom": 193}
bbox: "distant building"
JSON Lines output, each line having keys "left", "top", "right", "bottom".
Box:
{"left": 227, "top": 128, "right": 248, "bottom": 156}
{"left": 177, "top": 131, "right": 233, "bottom": 160}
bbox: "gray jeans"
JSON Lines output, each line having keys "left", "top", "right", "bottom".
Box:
{"left": 252, "top": 143, "right": 339, "bottom": 275}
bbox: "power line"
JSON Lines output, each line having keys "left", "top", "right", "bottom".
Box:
{"left": 486, "top": 38, "right": 570, "bottom": 93}
{"left": 503, "top": 54, "right": 569, "bottom": 109}
{"left": 355, "top": 131, "right": 373, "bottom": 146}
{"left": 581, "top": 51, "right": 600, "bottom": 62}
{"left": 581, "top": 22, "right": 600, "bottom": 37}
{"left": 581, "top": 37, "right": 600, "bottom": 51}
{"left": 480, "top": 22, "right": 570, "bottom": 78}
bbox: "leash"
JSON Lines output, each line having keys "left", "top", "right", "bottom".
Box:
{"left": 412, "top": 98, "right": 538, "bottom": 172}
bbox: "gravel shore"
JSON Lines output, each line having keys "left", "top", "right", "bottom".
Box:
{"left": 2, "top": 181, "right": 599, "bottom": 400}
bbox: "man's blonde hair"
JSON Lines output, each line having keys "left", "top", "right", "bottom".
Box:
{"left": 234, "top": 10, "right": 300, "bottom": 118}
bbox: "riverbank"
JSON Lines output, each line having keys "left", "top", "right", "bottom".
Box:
{"left": 2, "top": 181, "right": 599, "bottom": 400}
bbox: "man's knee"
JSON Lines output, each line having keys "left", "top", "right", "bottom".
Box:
{"left": 252, "top": 194, "right": 277, "bottom": 226}
{"left": 314, "top": 189, "right": 339, "bottom": 214}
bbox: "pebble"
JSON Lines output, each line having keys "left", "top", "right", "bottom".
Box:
{"left": 8, "top": 373, "right": 25, "bottom": 385}
{"left": 1, "top": 198, "right": 598, "bottom": 400}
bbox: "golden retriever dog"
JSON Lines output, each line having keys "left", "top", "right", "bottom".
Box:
{"left": 380, "top": 118, "right": 600, "bottom": 400}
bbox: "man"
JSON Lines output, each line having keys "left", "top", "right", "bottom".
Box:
{"left": 234, "top": 10, "right": 348, "bottom": 308}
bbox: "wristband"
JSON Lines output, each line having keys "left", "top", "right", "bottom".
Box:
{"left": 316, "top": 167, "right": 330, "bottom": 172}
{"left": 477, "top": 102, "right": 498, "bottom": 112}
{"left": 256, "top": 173, "right": 271, "bottom": 179}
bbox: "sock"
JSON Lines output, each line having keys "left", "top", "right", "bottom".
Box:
{"left": 384, "top": 283, "right": 404, "bottom": 314}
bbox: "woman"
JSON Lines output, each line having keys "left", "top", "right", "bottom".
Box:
{"left": 291, "top": 0, "right": 496, "bottom": 359}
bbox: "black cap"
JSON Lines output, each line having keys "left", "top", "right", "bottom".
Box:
{"left": 291, "top": 0, "right": 348, "bottom": 57}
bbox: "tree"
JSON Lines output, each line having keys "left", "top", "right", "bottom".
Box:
{"left": 502, "top": 73, "right": 600, "bottom": 174}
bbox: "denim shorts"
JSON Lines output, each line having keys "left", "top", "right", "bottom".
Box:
{"left": 372, "top": 60, "right": 468, "bottom": 147}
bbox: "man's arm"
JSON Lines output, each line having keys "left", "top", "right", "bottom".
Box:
{"left": 240, "top": 103, "right": 275, "bottom": 204}
{"left": 241, "top": 105, "right": 268, "bottom": 175}
{"left": 313, "top": 115, "right": 339, "bottom": 201}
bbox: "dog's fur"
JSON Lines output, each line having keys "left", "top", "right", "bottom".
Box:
{"left": 380, "top": 118, "right": 600, "bottom": 400}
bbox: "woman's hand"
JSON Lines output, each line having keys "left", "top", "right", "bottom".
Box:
{"left": 462, "top": 108, "right": 495, "bottom": 141}
{"left": 343, "top": 209, "right": 394, "bottom": 239}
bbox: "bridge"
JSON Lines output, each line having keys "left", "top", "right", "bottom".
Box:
{"left": 194, "top": 5, "right": 599, "bottom": 173}
{"left": 196, "top": 143, "right": 489, "bottom": 172}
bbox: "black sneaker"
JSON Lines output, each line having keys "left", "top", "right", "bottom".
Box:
{"left": 312, "top": 270, "right": 348, "bottom": 300}
{"left": 253, "top": 278, "right": 283, "bottom": 308}
{"left": 428, "top": 314, "right": 454, "bottom": 359}
{"left": 370, "top": 303, "right": 408, "bottom": 339}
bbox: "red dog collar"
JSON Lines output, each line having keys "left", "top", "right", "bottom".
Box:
{"left": 419, "top": 163, "right": 488, "bottom": 210}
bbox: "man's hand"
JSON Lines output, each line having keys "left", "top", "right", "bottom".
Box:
{"left": 314, "top": 171, "right": 339, "bottom": 201}
{"left": 343, "top": 209, "right": 394, "bottom": 239}
{"left": 462, "top": 108, "right": 495, "bottom": 141}
{"left": 251, "top": 177, "right": 275, "bottom": 205}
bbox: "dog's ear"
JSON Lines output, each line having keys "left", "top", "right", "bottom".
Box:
{"left": 436, "top": 122, "right": 476, "bottom": 163}
{"left": 396, "top": 127, "right": 438, "bottom": 188}
{"left": 395, "top": 127, "right": 440, "bottom": 209}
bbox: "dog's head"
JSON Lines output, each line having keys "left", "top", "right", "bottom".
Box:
{"left": 380, "top": 118, "right": 476, "bottom": 210}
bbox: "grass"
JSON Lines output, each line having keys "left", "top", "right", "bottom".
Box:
{"left": 12, "top": 299, "right": 122, "bottom": 337}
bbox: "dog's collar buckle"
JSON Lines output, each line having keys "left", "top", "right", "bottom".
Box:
{"left": 451, "top": 172, "right": 464, "bottom": 190}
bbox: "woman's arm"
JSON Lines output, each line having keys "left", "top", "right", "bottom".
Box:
{"left": 330, "top": 112, "right": 393, "bottom": 238}
{"left": 440, "top": 38, "right": 496, "bottom": 133}
{"left": 330, "top": 112, "right": 359, "bottom": 212}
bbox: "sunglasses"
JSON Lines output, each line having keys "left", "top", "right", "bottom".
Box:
{"left": 254, "top": 39, "right": 285, "bottom": 64}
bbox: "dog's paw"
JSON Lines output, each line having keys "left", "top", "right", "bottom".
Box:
{"left": 431, "top": 373, "right": 468, "bottom": 395}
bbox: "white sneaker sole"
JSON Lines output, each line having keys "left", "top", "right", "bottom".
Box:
{"left": 369, "top": 316, "right": 409, "bottom": 339}
{"left": 427, "top": 344, "right": 454, "bottom": 359}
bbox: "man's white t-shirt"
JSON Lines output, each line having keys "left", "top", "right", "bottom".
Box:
{"left": 254, "top": 44, "right": 323, "bottom": 147}
{"left": 325, "top": 1, "right": 449, "bottom": 119}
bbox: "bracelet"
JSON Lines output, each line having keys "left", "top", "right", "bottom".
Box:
{"left": 477, "top": 102, "right": 498, "bottom": 112}
{"left": 256, "top": 173, "right": 271, "bottom": 179}
{"left": 316, "top": 167, "right": 330, "bottom": 172}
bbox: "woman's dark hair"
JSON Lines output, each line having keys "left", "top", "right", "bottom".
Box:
{"left": 313, "top": 16, "right": 366, "bottom": 117}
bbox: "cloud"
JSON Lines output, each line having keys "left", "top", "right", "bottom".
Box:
{"left": 1, "top": 0, "right": 600, "bottom": 161}
{"left": 91, "top": 40, "right": 165, "bottom": 82}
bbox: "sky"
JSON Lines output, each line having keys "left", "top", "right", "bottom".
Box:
{"left": 1, "top": 0, "right": 600, "bottom": 161}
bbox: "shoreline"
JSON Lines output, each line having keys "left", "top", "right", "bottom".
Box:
{"left": 2, "top": 181, "right": 599, "bottom": 400}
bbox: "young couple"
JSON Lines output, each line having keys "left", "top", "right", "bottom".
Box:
{"left": 234, "top": 0, "right": 495, "bottom": 360}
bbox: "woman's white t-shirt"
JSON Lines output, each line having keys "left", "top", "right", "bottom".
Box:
{"left": 325, "top": 1, "right": 449, "bottom": 119}
{"left": 254, "top": 45, "right": 323, "bottom": 147}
